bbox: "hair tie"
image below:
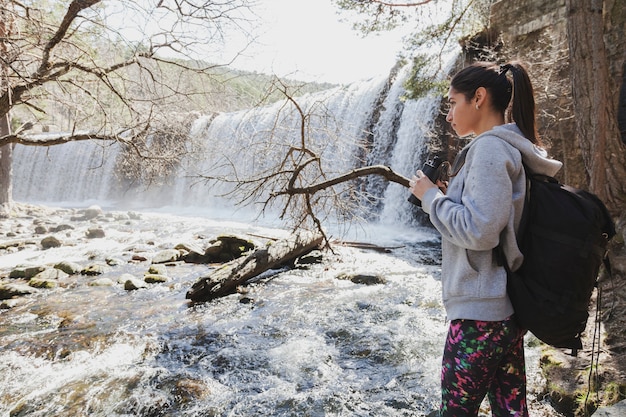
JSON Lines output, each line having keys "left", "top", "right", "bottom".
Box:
{"left": 499, "top": 64, "right": 512, "bottom": 76}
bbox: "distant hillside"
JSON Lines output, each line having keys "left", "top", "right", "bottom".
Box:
{"left": 10, "top": 60, "right": 338, "bottom": 134}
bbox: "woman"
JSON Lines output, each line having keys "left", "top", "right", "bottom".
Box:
{"left": 410, "top": 62, "right": 562, "bottom": 416}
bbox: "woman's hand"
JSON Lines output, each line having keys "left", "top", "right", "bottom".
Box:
{"left": 409, "top": 170, "right": 442, "bottom": 202}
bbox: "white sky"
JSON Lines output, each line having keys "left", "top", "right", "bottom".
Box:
{"left": 230, "top": 0, "right": 408, "bottom": 84}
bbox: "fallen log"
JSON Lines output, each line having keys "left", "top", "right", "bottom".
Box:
{"left": 186, "top": 230, "right": 324, "bottom": 303}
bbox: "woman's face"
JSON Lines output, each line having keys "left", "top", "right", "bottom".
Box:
{"left": 445, "top": 88, "right": 476, "bottom": 137}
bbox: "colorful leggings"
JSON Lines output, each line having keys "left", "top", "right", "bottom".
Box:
{"left": 440, "top": 317, "right": 528, "bottom": 417}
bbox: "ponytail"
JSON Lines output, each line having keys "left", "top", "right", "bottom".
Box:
{"left": 450, "top": 61, "right": 541, "bottom": 145}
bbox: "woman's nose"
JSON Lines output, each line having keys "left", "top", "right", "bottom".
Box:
{"left": 446, "top": 111, "right": 452, "bottom": 122}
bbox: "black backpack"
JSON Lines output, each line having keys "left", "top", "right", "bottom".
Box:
{"left": 502, "top": 169, "right": 615, "bottom": 352}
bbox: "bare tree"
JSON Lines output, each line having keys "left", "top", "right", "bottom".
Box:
{"left": 195, "top": 77, "right": 413, "bottom": 244}
{"left": 0, "top": 0, "right": 257, "bottom": 213}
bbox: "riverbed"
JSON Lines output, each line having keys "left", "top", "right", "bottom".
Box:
{"left": 0, "top": 203, "right": 562, "bottom": 416}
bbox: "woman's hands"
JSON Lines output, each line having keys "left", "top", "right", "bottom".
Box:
{"left": 409, "top": 170, "right": 447, "bottom": 203}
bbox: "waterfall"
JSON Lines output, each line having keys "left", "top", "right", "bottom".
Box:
{"left": 12, "top": 63, "right": 443, "bottom": 226}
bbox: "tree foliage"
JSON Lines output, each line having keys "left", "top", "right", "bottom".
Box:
{"left": 0, "top": 0, "right": 334, "bottom": 210}
{"left": 333, "top": 0, "right": 494, "bottom": 99}
{"left": 1, "top": 0, "right": 263, "bottom": 133}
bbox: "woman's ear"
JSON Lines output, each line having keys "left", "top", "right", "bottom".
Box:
{"left": 474, "top": 87, "right": 487, "bottom": 109}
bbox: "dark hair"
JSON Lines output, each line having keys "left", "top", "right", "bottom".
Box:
{"left": 450, "top": 61, "right": 540, "bottom": 145}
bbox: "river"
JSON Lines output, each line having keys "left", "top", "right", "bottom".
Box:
{"left": 2, "top": 61, "right": 563, "bottom": 416}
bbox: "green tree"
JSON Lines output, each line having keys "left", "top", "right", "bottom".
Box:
{"left": 333, "top": 0, "right": 626, "bottom": 216}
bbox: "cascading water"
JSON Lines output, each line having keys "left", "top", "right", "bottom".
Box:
{"left": 2, "top": 61, "right": 560, "bottom": 416}
{"left": 11, "top": 63, "right": 440, "bottom": 226}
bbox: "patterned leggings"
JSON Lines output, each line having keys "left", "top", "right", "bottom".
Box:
{"left": 440, "top": 317, "right": 528, "bottom": 417}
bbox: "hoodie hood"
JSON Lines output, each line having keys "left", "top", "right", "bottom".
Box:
{"left": 474, "top": 123, "right": 563, "bottom": 177}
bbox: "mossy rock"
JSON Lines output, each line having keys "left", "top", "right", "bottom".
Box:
{"left": 54, "top": 261, "right": 83, "bottom": 275}
{"left": 144, "top": 274, "right": 169, "bottom": 284}
{"left": 28, "top": 278, "right": 58, "bottom": 289}
{"left": 80, "top": 264, "right": 111, "bottom": 276}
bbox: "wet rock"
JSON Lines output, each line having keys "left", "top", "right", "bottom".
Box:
{"left": 116, "top": 273, "right": 137, "bottom": 284}
{"left": 76, "top": 205, "right": 103, "bottom": 221}
{"left": 296, "top": 250, "right": 324, "bottom": 266}
{"left": 336, "top": 272, "right": 386, "bottom": 285}
{"left": 9, "top": 265, "right": 46, "bottom": 279}
{"left": 34, "top": 225, "right": 47, "bottom": 234}
{"left": 28, "top": 277, "right": 58, "bottom": 289}
{"left": 204, "top": 240, "right": 224, "bottom": 257}
{"left": 147, "top": 265, "right": 167, "bottom": 275}
{"left": 124, "top": 277, "right": 148, "bottom": 290}
{"left": 144, "top": 274, "right": 169, "bottom": 284}
{"left": 177, "top": 242, "right": 207, "bottom": 264}
{"left": 105, "top": 257, "right": 124, "bottom": 266}
{"left": 33, "top": 268, "right": 69, "bottom": 280}
{"left": 0, "top": 298, "right": 22, "bottom": 309}
{"left": 86, "top": 227, "right": 105, "bottom": 239}
{"left": 0, "top": 282, "right": 39, "bottom": 299}
{"left": 131, "top": 254, "right": 148, "bottom": 262}
{"left": 174, "top": 378, "right": 210, "bottom": 402}
{"left": 215, "top": 235, "right": 255, "bottom": 259}
{"left": 81, "top": 264, "right": 111, "bottom": 276}
{"left": 152, "top": 249, "right": 182, "bottom": 264}
{"left": 50, "top": 224, "right": 74, "bottom": 233}
{"left": 201, "top": 235, "right": 256, "bottom": 263}
{"left": 89, "top": 278, "right": 115, "bottom": 286}
{"left": 54, "top": 261, "right": 83, "bottom": 275}
{"left": 594, "top": 399, "right": 626, "bottom": 416}
{"left": 127, "top": 211, "right": 141, "bottom": 220}
{"left": 41, "top": 235, "right": 62, "bottom": 249}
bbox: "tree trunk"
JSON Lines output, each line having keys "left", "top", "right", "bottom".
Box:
{"left": 565, "top": 0, "right": 626, "bottom": 215}
{"left": 186, "top": 230, "right": 324, "bottom": 302}
{"left": 0, "top": 113, "right": 12, "bottom": 214}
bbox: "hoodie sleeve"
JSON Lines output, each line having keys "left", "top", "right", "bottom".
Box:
{"left": 422, "top": 136, "right": 522, "bottom": 250}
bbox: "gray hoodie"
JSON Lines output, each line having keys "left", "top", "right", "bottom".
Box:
{"left": 421, "top": 123, "right": 563, "bottom": 322}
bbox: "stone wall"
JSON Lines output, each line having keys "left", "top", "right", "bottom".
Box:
{"left": 489, "top": 0, "right": 626, "bottom": 187}
{"left": 489, "top": 0, "right": 585, "bottom": 186}
{"left": 490, "top": 0, "right": 567, "bottom": 41}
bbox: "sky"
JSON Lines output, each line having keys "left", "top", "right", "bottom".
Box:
{"left": 229, "top": 0, "right": 409, "bottom": 84}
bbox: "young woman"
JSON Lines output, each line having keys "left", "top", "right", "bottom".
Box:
{"left": 410, "top": 62, "right": 562, "bottom": 416}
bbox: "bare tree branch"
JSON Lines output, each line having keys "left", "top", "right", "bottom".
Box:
{"left": 271, "top": 165, "right": 410, "bottom": 198}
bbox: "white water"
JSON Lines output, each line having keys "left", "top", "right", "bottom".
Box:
{"left": 11, "top": 65, "right": 436, "bottom": 224}
{"left": 2, "top": 63, "right": 561, "bottom": 416}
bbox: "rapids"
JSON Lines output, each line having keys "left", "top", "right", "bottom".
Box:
{"left": 2, "top": 62, "right": 563, "bottom": 416}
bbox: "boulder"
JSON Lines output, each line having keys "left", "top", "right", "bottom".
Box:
{"left": 86, "top": 228, "right": 105, "bottom": 239}
{"left": 336, "top": 272, "right": 386, "bottom": 285}
{"left": 54, "top": 261, "right": 83, "bottom": 275}
{"left": 147, "top": 264, "right": 167, "bottom": 275}
{"left": 9, "top": 265, "right": 46, "bottom": 279}
{"left": 81, "top": 264, "right": 111, "bottom": 276}
{"left": 124, "top": 278, "right": 148, "bottom": 290}
{"left": 202, "top": 235, "right": 257, "bottom": 263}
{"left": 28, "top": 277, "right": 58, "bottom": 289}
{"left": 144, "top": 274, "right": 169, "bottom": 284}
{"left": 177, "top": 242, "right": 208, "bottom": 264}
{"left": 50, "top": 224, "right": 74, "bottom": 233}
{"left": 88, "top": 278, "right": 115, "bottom": 287}
{"left": 34, "top": 225, "right": 48, "bottom": 234}
{"left": 33, "top": 268, "right": 68, "bottom": 280}
{"left": 152, "top": 249, "right": 182, "bottom": 264}
{"left": 41, "top": 235, "right": 62, "bottom": 249}
{"left": 593, "top": 399, "right": 626, "bottom": 417}
{"left": 80, "top": 205, "right": 103, "bottom": 220}
{"left": 0, "top": 282, "right": 39, "bottom": 299}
